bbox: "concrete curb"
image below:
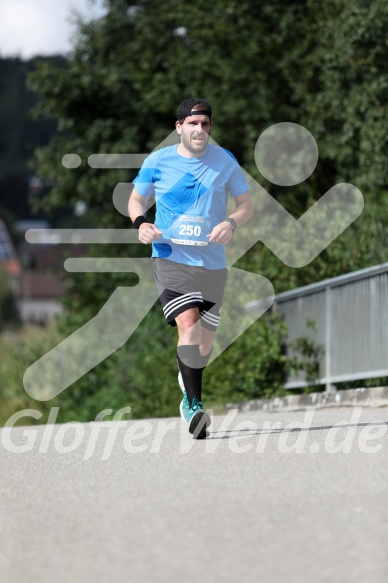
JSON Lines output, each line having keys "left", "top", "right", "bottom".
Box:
{"left": 225, "top": 386, "right": 388, "bottom": 413}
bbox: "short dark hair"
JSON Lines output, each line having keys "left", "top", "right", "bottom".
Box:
{"left": 177, "top": 98, "right": 212, "bottom": 122}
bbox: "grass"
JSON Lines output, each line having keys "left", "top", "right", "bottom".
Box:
{"left": 0, "top": 324, "right": 63, "bottom": 426}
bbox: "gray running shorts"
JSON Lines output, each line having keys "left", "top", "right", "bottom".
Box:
{"left": 153, "top": 258, "right": 228, "bottom": 330}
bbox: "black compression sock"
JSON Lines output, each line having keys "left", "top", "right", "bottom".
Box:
{"left": 177, "top": 344, "right": 208, "bottom": 408}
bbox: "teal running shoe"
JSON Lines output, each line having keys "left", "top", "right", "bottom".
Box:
{"left": 178, "top": 372, "right": 189, "bottom": 423}
{"left": 188, "top": 397, "right": 210, "bottom": 439}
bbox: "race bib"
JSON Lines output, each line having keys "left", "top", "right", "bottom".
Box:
{"left": 170, "top": 214, "right": 210, "bottom": 246}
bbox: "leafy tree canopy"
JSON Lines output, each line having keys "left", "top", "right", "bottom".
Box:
{"left": 28, "top": 0, "right": 388, "bottom": 289}
{"left": 17, "top": 0, "right": 388, "bottom": 419}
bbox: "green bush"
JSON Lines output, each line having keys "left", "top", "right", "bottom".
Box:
{"left": 0, "top": 325, "right": 62, "bottom": 425}
{"left": 205, "top": 313, "right": 290, "bottom": 407}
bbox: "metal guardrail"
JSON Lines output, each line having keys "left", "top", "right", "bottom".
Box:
{"left": 247, "top": 263, "right": 388, "bottom": 392}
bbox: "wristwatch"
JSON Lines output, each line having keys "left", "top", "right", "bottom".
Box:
{"left": 225, "top": 217, "right": 237, "bottom": 233}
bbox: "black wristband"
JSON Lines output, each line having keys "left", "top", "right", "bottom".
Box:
{"left": 225, "top": 217, "right": 237, "bottom": 233}
{"left": 134, "top": 216, "right": 149, "bottom": 229}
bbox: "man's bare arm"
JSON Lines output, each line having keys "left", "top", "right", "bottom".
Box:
{"left": 207, "top": 191, "right": 253, "bottom": 244}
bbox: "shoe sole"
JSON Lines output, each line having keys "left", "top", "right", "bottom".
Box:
{"left": 188, "top": 409, "right": 211, "bottom": 439}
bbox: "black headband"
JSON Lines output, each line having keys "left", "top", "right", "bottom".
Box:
{"left": 188, "top": 109, "right": 210, "bottom": 118}
{"left": 177, "top": 99, "right": 212, "bottom": 122}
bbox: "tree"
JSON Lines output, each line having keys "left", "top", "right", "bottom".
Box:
{"left": 22, "top": 0, "right": 388, "bottom": 419}
{"left": 0, "top": 56, "right": 64, "bottom": 220}
{"left": 28, "top": 0, "right": 388, "bottom": 280}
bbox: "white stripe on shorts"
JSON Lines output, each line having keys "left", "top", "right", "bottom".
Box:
{"left": 200, "top": 310, "right": 220, "bottom": 327}
{"left": 163, "top": 292, "right": 203, "bottom": 319}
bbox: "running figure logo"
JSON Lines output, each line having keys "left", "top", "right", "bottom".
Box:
{"left": 23, "top": 123, "right": 363, "bottom": 401}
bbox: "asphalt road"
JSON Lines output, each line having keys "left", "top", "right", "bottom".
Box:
{"left": 0, "top": 405, "right": 387, "bottom": 583}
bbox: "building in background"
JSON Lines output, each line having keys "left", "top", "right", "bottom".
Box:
{"left": 0, "top": 218, "right": 64, "bottom": 325}
{"left": 0, "top": 218, "right": 21, "bottom": 280}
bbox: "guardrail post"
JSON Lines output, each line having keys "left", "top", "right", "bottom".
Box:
{"left": 325, "top": 286, "right": 336, "bottom": 393}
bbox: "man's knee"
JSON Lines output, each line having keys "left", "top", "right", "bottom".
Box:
{"left": 176, "top": 308, "right": 200, "bottom": 333}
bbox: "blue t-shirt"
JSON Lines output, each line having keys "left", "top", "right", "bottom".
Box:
{"left": 133, "top": 143, "right": 249, "bottom": 269}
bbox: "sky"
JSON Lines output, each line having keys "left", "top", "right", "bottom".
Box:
{"left": 0, "top": 0, "right": 107, "bottom": 60}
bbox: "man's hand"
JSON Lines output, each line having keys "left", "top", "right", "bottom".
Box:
{"left": 138, "top": 223, "right": 162, "bottom": 244}
{"left": 206, "top": 221, "right": 233, "bottom": 245}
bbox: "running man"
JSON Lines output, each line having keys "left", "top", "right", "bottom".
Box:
{"left": 128, "top": 98, "right": 252, "bottom": 438}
